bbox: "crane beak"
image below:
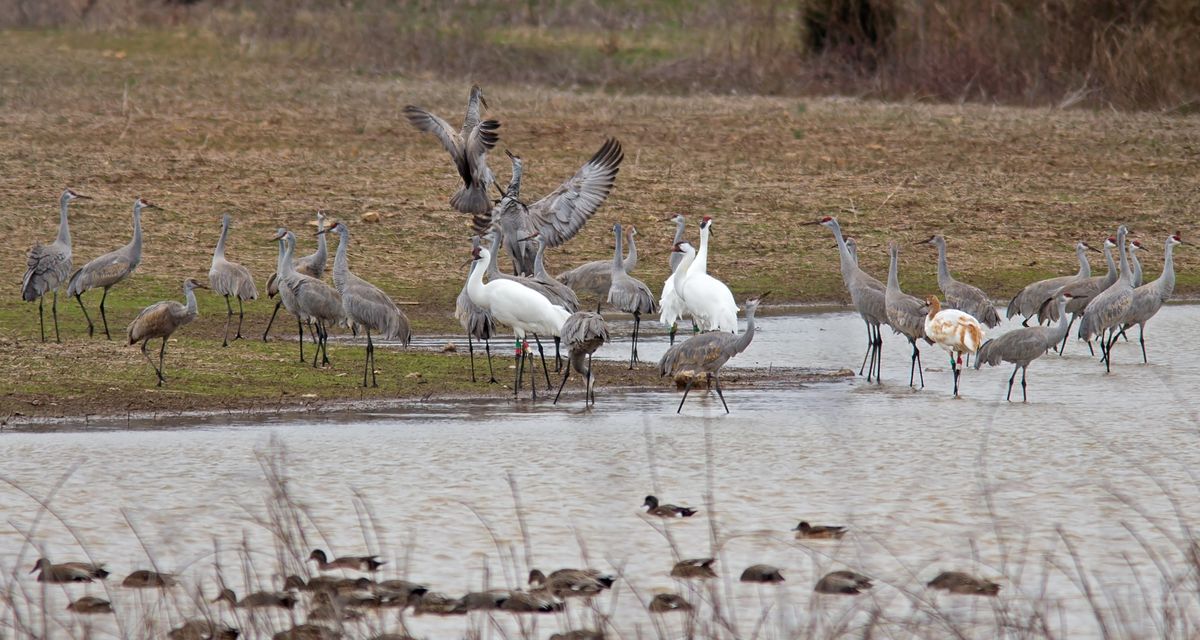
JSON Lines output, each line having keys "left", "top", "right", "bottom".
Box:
{"left": 73, "top": 194, "right": 93, "bottom": 200}
{"left": 1082, "top": 243, "right": 1101, "bottom": 253}
{"left": 801, "top": 219, "right": 822, "bottom": 225}
{"left": 505, "top": 149, "right": 517, "bottom": 160}
{"left": 518, "top": 233, "right": 539, "bottom": 242}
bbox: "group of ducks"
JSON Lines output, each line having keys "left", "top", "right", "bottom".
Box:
{"left": 30, "top": 499, "right": 1002, "bottom": 639}
{"left": 814, "top": 216, "right": 1187, "bottom": 401}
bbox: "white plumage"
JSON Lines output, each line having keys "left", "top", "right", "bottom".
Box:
{"left": 674, "top": 217, "right": 738, "bottom": 334}
{"left": 467, "top": 247, "right": 570, "bottom": 341}
{"left": 923, "top": 295, "right": 985, "bottom": 397}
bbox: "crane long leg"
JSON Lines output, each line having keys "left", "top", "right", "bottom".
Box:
{"left": 554, "top": 337, "right": 562, "bottom": 372}
{"left": 362, "top": 328, "right": 371, "bottom": 387}
{"left": 553, "top": 364, "right": 571, "bottom": 404}
{"left": 263, "top": 300, "right": 282, "bottom": 341}
{"left": 1058, "top": 316, "right": 1075, "bottom": 355}
{"left": 320, "top": 321, "right": 330, "bottom": 366}
{"left": 139, "top": 340, "right": 163, "bottom": 383}
{"left": 369, "top": 331, "right": 378, "bottom": 387}
{"left": 529, "top": 340, "right": 538, "bottom": 400}
{"left": 297, "top": 316, "right": 305, "bottom": 363}
{"left": 668, "top": 322, "right": 677, "bottom": 346}
{"left": 52, "top": 291, "right": 61, "bottom": 343}
{"left": 99, "top": 288, "right": 111, "bottom": 340}
{"left": 677, "top": 378, "right": 694, "bottom": 414}
{"left": 629, "top": 314, "right": 640, "bottom": 369}
{"left": 950, "top": 353, "right": 959, "bottom": 397}
{"left": 234, "top": 298, "right": 246, "bottom": 341}
{"left": 873, "top": 323, "right": 883, "bottom": 385}
{"left": 859, "top": 321, "right": 871, "bottom": 377}
{"left": 222, "top": 295, "right": 233, "bottom": 347}
{"left": 158, "top": 337, "right": 168, "bottom": 386}
{"left": 1020, "top": 365, "right": 1028, "bottom": 402}
{"left": 76, "top": 293, "right": 94, "bottom": 338}
{"left": 1139, "top": 324, "right": 1147, "bottom": 364}
{"left": 311, "top": 321, "right": 322, "bottom": 368}
{"left": 1006, "top": 364, "right": 1018, "bottom": 401}
{"left": 513, "top": 340, "right": 523, "bottom": 398}
{"left": 485, "top": 338, "right": 497, "bottom": 384}
{"left": 467, "top": 335, "right": 477, "bottom": 383}
{"left": 533, "top": 336, "right": 551, "bottom": 387}
{"left": 587, "top": 353, "right": 596, "bottom": 405}
{"left": 714, "top": 372, "right": 729, "bottom": 414}
{"left": 38, "top": 295, "right": 46, "bottom": 343}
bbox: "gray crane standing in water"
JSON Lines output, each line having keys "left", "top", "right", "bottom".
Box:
{"left": 1046, "top": 236, "right": 1117, "bottom": 354}
{"left": 976, "top": 293, "right": 1076, "bottom": 401}
{"left": 320, "top": 221, "right": 412, "bottom": 387}
{"left": 1006, "top": 241, "right": 1097, "bottom": 326}
{"left": 22, "top": 189, "right": 89, "bottom": 343}
{"left": 885, "top": 242, "right": 930, "bottom": 388}
{"left": 607, "top": 223, "right": 658, "bottom": 368}
{"left": 553, "top": 311, "right": 609, "bottom": 406}
{"left": 127, "top": 278, "right": 207, "bottom": 387}
{"left": 404, "top": 85, "right": 501, "bottom": 216}
{"left": 274, "top": 230, "right": 343, "bottom": 368}
{"left": 658, "top": 293, "right": 767, "bottom": 414}
{"left": 209, "top": 213, "right": 259, "bottom": 347}
{"left": 918, "top": 235, "right": 1001, "bottom": 329}
{"left": 529, "top": 231, "right": 582, "bottom": 370}
{"left": 1120, "top": 232, "right": 1188, "bottom": 363}
{"left": 68, "top": 198, "right": 158, "bottom": 340}
{"left": 457, "top": 236, "right": 498, "bottom": 384}
{"left": 558, "top": 223, "right": 638, "bottom": 309}
{"left": 811, "top": 216, "right": 887, "bottom": 383}
{"left": 1112, "top": 238, "right": 1146, "bottom": 343}
{"left": 1077, "top": 225, "right": 1134, "bottom": 372}
{"left": 488, "top": 140, "right": 623, "bottom": 276}
{"left": 264, "top": 211, "right": 329, "bottom": 341}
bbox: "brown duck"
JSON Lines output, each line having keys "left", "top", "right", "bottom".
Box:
{"left": 308, "top": 549, "right": 385, "bottom": 572}
{"left": 814, "top": 570, "right": 873, "bottom": 595}
{"left": 66, "top": 596, "right": 112, "bottom": 614}
{"left": 32, "top": 558, "right": 108, "bottom": 583}
{"left": 739, "top": 564, "right": 785, "bottom": 583}
{"left": 213, "top": 588, "right": 297, "bottom": 609}
{"left": 643, "top": 495, "right": 697, "bottom": 518}
{"left": 168, "top": 619, "right": 241, "bottom": 640}
{"left": 792, "top": 521, "right": 847, "bottom": 539}
{"left": 670, "top": 558, "right": 717, "bottom": 579}
{"left": 927, "top": 571, "right": 1001, "bottom": 596}
{"left": 122, "top": 569, "right": 178, "bottom": 588}
{"left": 648, "top": 593, "right": 693, "bottom": 613}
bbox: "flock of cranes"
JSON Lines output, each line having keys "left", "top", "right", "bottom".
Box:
{"left": 17, "top": 84, "right": 1189, "bottom": 408}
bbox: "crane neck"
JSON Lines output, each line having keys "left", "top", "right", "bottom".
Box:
{"left": 282, "top": 234, "right": 297, "bottom": 275}
{"left": 827, "top": 221, "right": 858, "bottom": 283}
{"left": 623, "top": 231, "right": 638, "bottom": 272}
{"left": 332, "top": 227, "right": 350, "bottom": 291}
{"left": 505, "top": 157, "right": 523, "bottom": 199}
{"left": 183, "top": 283, "right": 200, "bottom": 316}
{"left": 1157, "top": 237, "right": 1176, "bottom": 296}
{"left": 690, "top": 224, "right": 711, "bottom": 275}
{"left": 1101, "top": 243, "right": 1115, "bottom": 278}
{"left": 887, "top": 248, "right": 900, "bottom": 292}
{"left": 1128, "top": 246, "right": 1142, "bottom": 286}
{"left": 130, "top": 202, "right": 143, "bottom": 255}
{"left": 465, "top": 86, "right": 483, "bottom": 129}
{"left": 532, "top": 239, "right": 550, "bottom": 279}
{"left": 466, "top": 253, "right": 490, "bottom": 308}
{"left": 314, "top": 217, "right": 328, "bottom": 267}
{"left": 730, "top": 304, "right": 758, "bottom": 355}
{"left": 668, "top": 219, "right": 685, "bottom": 271}
{"left": 1075, "top": 245, "right": 1091, "bottom": 278}
{"left": 57, "top": 195, "right": 72, "bottom": 247}
{"left": 612, "top": 225, "right": 624, "bottom": 270}
{"left": 214, "top": 217, "right": 230, "bottom": 261}
{"left": 671, "top": 248, "right": 697, "bottom": 292}
{"left": 1046, "top": 298, "right": 1071, "bottom": 343}
{"left": 486, "top": 233, "right": 502, "bottom": 277}
{"left": 1115, "top": 230, "right": 1129, "bottom": 286}
{"left": 934, "top": 239, "right": 951, "bottom": 287}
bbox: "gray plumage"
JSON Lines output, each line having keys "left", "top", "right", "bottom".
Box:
{"left": 264, "top": 211, "right": 329, "bottom": 341}
{"left": 817, "top": 217, "right": 887, "bottom": 383}
{"left": 667, "top": 213, "right": 687, "bottom": 272}
{"left": 22, "top": 189, "right": 87, "bottom": 342}
{"left": 68, "top": 198, "right": 157, "bottom": 340}
{"left": 529, "top": 233, "right": 581, "bottom": 312}
{"left": 127, "top": 278, "right": 206, "bottom": 387}
{"left": 209, "top": 213, "right": 258, "bottom": 346}
{"left": 276, "top": 230, "right": 343, "bottom": 367}
{"left": 975, "top": 294, "right": 1072, "bottom": 402}
{"left": 554, "top": 311, "right": 609, "bottom": 406}
{"left": 885, "top": 241, "right": 929, "bottom": 388}
{"left": 739, "top": 564, "right": 784, "bottom": 584}
{"left": 488, "top": 139, "right": 623, "bottom": 276}
{"left": 608, "top": 223, "right": 658, "bottom": 368}
{"left": 1128, "top": 240, "right": 1144, "bottom": 288}
{"left": 1077, "top": 226, "right": 1134, "bottom": 371}
{"left": 921, "top": 235, "right": 1000, "bottom": 328}
{"left": 1006, "top": 241, "right": 1093, "bottom": 324}
{"left": 325, "top": 222, "right": 412, "bottom": 387}
{"left": 1121, "top": 233, "right": 1183, "bottom": 363}
{"left": 1046, "top": 237, "right": 1116, "bottom": 323}
{"left": 456, "top": 236, "right": 498, "bottom": 383}
{"left": 658, "top": 294, "right": 765, "bottom": 414}
{"left": 556, "top": 225, "right": 637, "bottom": 300}
{"left": 404, "top": 85, "right": 500, "bottom": 217}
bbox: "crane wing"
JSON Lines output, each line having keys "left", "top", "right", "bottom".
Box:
{"left": 526, "top": 138, "right": 623, "bottom": 247}
{"left": 404, "top": 106, "right": 467, "bottom": 180}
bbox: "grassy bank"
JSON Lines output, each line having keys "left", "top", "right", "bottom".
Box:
{"left": 1, "top": 28, "right": 1197, "bottom": 420}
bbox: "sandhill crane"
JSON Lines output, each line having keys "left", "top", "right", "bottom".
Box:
{"left": 885, "top": 242, "right": 930, "bottom": 388}
{"left": 404, "top": 85, "right": 500, "bottom": 216}
{"left": 658, "top": 293, "right": 766, "bottom": 413}
{"left": 1129, "top": 239, "right": 1145, "bottom": 288}
{"left": 975, "top": 294, "right": 1075, "bottom": 401}
{"left": 127, "top": 278, "right": 207, "bottom": 387}
{"left": 457, "top": 236, "right": 498, "bottom": 384}
{"left": 22, "top": 189, "right": 89, "bottom": 342}
{"left": 466, "top": 245, "right": 571, "bottom": 398}
{"left": 274, "top": 230, "right": 343, "bottom": 367}
{"left": 209, "top": 213, "right": 258, "bottom": 347}
{"left": 812, "top": 216, "right": 888, "bottom": 382}
{"left": 558, "top": 223, "right": 638, "bottom": 309}
{"left": 918, "top": 235, "right": 1001, "bottom": 329}
{"left": 659, "top": 213, "right": 691, "bottom": 344}
{"left": 1078, "top": 225, "right": 1134, "bottom": 371}
{"left": 488, "top": 139, "right": 623, "bottom": 276}
{"left": 1120, "top": 233, "right": 1188, "bottom": 363}
{"left": 675, "top": 217, "right": 738, "bottom": 333}
{"left": 924, "top": 295, "right": 984, "bottom": 397}
{"left": 264, "top": 211, "right": 328, "bottom": 341}
{"left": 67, "top": 197, "right": 158, "bottom": 340}
{"left": 607, "top": 223, "right": 658, "bottom": 368}
{"left": 553, "top": 311, "right": 608, "bottom": 406}
{"left": 527, "top": 232, "right": 582, "bottom": 317}
{"left": 320, "top": 222, "right": 412, "bottom": 387}
{"left": 1048, "top": 236, "right": 1117, "bottom": 353}
{"left": 1006, "top": 241, "right": 1097, "bottom": 326}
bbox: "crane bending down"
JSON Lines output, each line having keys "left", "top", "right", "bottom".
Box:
{"left": 976, "top": 294, "right": 1075, "bottom": 402}
{"left": 1120, "top": 233, "right": 1188, "bottom": 363}
{"left": 923, "top": 295, "right": 984, "bottom": 397}
{"left": 557, "top": 223, "right": 637, "bottom": 309}
{"left": 320, "top": 222, "right": 412, "bottom": 387}
{"left": 812, "top": 216, "right": 887, "bottom": 383}
{"left": 209, "top": 213, "right": 258, "bottom": 347}
{"left": 68, "top": 197, "right": 158, "bottom": 340}
{"left": 127, "top": 278, "right": 207, "bottom": 387}
{"left": 553, "top": 311, "right": 609, "bottom": 406}
{"left": 456, "top": 236, "right": 498, "bottom": 383}
{"left": 658, "top": 294, "right": 766, "bottom": 414}
{"left": 466, "top": 246, "right": 570, "bottom": 399}
{"left": 273, "top": 230, "right": 343, "bottom": 368}
{"left": 488, "top": 139, "right": 623, "bottom": 276}
{"left": 658, "top": 214, "right": 692, "bottom": 344}
{"left": 885, "top": 242, "right": 930, "bottom": 388}
{"left": 918, "top": 235, "right": 1001, "bottom": 330}
{"left": 264, "top": 211, "right": 328, "bottom": 341}
{"left": 1006, "top": 242, "right": 1097, "bottom": 326}
{"left": 1077, "top": 225, "right": 1134, "bottom": 372}
{"left": 607, "top": 223, "right": 658, "bottom": 368}
{"left": 403, "top": 85, "right": 500, "bottom": 216}
{"left": 675, "top": 217, "right": 738, "bottom": 333}
{"left": 22, "top": 189, "right": 89, "bottom": 343}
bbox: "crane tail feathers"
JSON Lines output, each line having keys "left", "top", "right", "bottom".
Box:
{"left": 451, "top": 184, "right": 492, "bottom": 216}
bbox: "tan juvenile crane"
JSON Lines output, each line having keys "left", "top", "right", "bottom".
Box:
{"left": 127, "top": 278, "right": 207, "bottom": 387}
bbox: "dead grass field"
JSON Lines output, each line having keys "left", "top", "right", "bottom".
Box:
{"left": 2, "top": 28, "right": 1198, "bottom": 420}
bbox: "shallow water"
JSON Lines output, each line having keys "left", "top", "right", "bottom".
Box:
{"left": 3, "top": 305, "right": 1200, "bottom": 639}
